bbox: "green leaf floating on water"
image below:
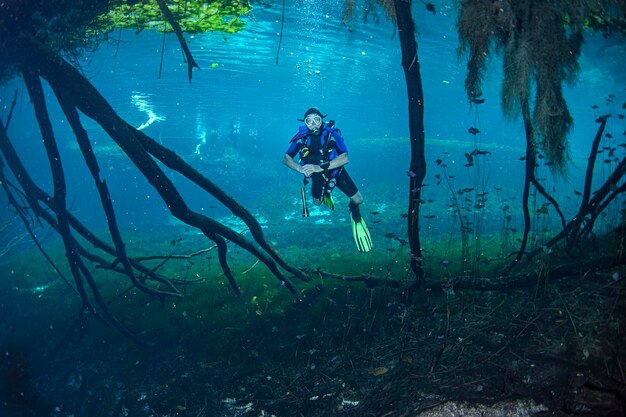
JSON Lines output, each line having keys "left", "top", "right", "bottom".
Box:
{"left": 96, "top": 0, "right": 252, "bottom": 34}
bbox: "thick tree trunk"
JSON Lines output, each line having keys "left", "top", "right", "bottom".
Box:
{"left": 394, "top": 0, "right": 426, "bottom": 291}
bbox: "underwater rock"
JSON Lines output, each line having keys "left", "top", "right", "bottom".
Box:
{"left": 416, "top": 399, "right": 546, "bottom": 416}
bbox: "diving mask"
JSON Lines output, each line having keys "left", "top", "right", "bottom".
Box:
{"left": 304, "top": 114, "right": 322, "bottom": 131}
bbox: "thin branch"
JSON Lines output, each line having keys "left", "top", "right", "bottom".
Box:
{"left": 4, "top": 89, "right": 18, "bottom": 129}
{"left": 276, "top": 0, "right": 285, "bottom": 65}
{"left": 155, "top": 0, "right": 200, "bottom": 82}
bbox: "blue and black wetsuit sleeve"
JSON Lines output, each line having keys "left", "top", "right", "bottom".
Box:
{"left": 329, "top": 128, "right": 348, "bottom": 156}
{"left": 286, "top": 140, "right": 302, "bottom": 159}
{"left": 286, "top": 126, "right": 308, "bottom": 159}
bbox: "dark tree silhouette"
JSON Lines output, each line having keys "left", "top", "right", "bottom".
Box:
{"left": 344, "top": 0, "right": 428, "bottom": 289}
{"left": 393, "top": 0, "right": 427, "bottom": 291}
{"left": 457, "top": 0, "right": 626, "bottom": 272}
{"left": 0, "top": 3, "right": 306, "bottom": 342}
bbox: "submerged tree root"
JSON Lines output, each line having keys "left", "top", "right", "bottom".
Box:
{"left": 0, "top": 31, "right": 306, "bottom": 343}
{"left": 307, "top": 249, "right": 624, "bottom": 293}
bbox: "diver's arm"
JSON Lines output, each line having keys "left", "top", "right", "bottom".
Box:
{"left": 311, "top": 152, "right": 349, "bottom": 173}
{"left": 328, "top": 153, "right": 349, "bottom": 169}
{"left": 283, "top": 154, "right": 305, "bottom": 174}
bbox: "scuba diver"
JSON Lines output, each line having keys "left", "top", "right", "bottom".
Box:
{"left": 283, "top": 107, "right": 372, "bottom": 252}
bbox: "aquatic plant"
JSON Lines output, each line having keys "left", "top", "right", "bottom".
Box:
{"left": 0, "top": 0, "right": 251, "bottom": 82}
{"left": 455, "top": 1, "right": 626, "bottom": 272}
{"left": 435, "top": 156, "right": 472, "bottom": 273}
{"left": 459, "top": 0, "right": 577, "bottom": 171}
{"left": 98, "top": 0, "right": 251, "bottom": 34}
{"left": 457, "top": 0, "right": 624, "bottom": 173}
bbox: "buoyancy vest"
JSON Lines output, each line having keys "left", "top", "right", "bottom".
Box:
{"left": 290, "top": 122, "right": 342, "bottom": 166}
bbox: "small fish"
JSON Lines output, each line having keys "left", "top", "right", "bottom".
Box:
{"left": 592, "top": 105, "right": 599, "bottom": 109}
{"left": 519, "top": 156, "right": 526, "bottom": 161}
{"left": 609, "top": 94, "right": 616, "bottom": 98}
{"left": 619, "top": 114, "right": 624, "bottom": 119}
{"left": 371, "top": 219, "right": 381, "bottom": 224}
{"left": 425, "top": 2, "right": 436, "bottom": 14}
{"left": 493, "top": 186, "right": 502, "bottom": 191}
{"left": 424, "top": 215, "right": 436, "bottom": 219}
{"left": 471, "top": 149, "right": 491, "bottom": 156}
{"left": 370, "top": 211, "right": 380, "bottom": 215}
{"left": 435, "top": 158, "right": 443, "bottom": 166}
{"left": 468, "top": 127, "right": 480, "bottom": 135}
{"left": 471, "top": 97, "right": 485, "bottom": 104}
{"left": 574, "top": 190, "right": 582, "bottom": 196}
{"left": 605, "top": 133, "right": 613, "bottom": 139}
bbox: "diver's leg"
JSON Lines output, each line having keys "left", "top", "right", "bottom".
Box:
{"left": 349, "top": 191, "right": 363, "bottom": 206}
{"left": 337, "top": 171, "right": 372, "bottom": 252}
{"left": 335, "top": 170, "right": 362, "bottom": 206}
{"left": 311, "top": 173, "right": 324, "bottom": 205}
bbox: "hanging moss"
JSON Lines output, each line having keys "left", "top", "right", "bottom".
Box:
{"left": 457, "top": 0, "right": 623, "bottom": 175}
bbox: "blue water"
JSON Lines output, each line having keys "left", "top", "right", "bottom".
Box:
{"left": 1, "top": 3, "right": 626, "bottom": 417}
{"left": 0, "top": 1, "right": 625, "bottom": 257}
